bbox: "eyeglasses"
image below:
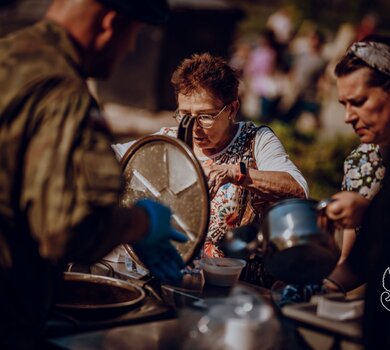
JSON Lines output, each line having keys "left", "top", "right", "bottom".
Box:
{"left": 173, "top": 105, "right": 228, "bottom": 129}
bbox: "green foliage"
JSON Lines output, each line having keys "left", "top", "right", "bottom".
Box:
{"left": 269, "top": 121, "right": 359, "bottom": 199}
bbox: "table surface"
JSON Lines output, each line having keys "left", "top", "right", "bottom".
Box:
{"left": 49, "top": 280, "right": 274, "bottom": 350}
{"left": 282, "top": 301, "right": 363, "bottom": 343}
{"left": 51, "top": 263, "right": 361, "bottom": 349}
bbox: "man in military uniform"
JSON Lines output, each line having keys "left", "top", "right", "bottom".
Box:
{"left": 0, "top": 0, "right": 187, "bottom": 348}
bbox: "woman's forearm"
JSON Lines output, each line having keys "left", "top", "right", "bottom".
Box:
{"left": 241, "top": 168, "right": 306, "bottom": 201}
{"left": 327, "top": 260, "right": 366, "bottom": 292}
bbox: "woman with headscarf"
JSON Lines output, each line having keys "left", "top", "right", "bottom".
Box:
{"left": 325, "top": 35, "right": 390, "bottom": 230}
{"left": 322, "top": 35, "right": 390, "bottom": 349}
{"left": 278, "top": 35, "right": 390, "bottom": 310}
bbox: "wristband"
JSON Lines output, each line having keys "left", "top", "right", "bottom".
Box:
{"left": 236, "top": 162, "right": 246, "bottom": 184}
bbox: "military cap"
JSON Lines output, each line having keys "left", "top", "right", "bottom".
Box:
{"left": 97, "top": 0, "right": 170, "bottom": 25}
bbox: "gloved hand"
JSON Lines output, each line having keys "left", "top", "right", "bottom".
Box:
{"left": 278, "top": 283, "right": 325, "bottom": 308}
{"left": 133, "top": 199, "right": 188, "bottom": 283}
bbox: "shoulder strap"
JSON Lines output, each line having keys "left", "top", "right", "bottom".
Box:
{"left": 244, "top": 124, "right": 272, "bottom": 168}
{"left": 239, "top": 124, "right": 275, "bottom": 227}
{"left": 177, "top": 115, "right": 196, "bottom": 149}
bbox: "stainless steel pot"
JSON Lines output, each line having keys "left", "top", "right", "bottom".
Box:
{"left": 262, "top": 198, "right": 339, "bottom": 284}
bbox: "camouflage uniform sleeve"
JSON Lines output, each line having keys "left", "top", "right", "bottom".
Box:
{"left": 20, "top": 77, "right": 123, "bottom": 262}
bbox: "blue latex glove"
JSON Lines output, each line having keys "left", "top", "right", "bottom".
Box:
{"left": 133, "top": 199, "right": 188, "bottom": 283}
{"left": 278, "top": 283, "right": 325, "bottom": 308}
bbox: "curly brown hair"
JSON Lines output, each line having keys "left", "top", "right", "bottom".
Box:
{"left": 171, "top": 53, "right": 239, "bottom": 105}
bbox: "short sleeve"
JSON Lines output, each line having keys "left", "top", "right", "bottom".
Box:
{"left": 253, "top": 127, "right": 309, "bottom": 197}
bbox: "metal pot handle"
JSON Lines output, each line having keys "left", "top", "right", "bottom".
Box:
{"left": 66, "top": 262, "right": 74, "bottom": 272}
{"left": 316, "top": 198, "right": 333, "bottom": 211}
{"left": 97, "top": 260, "right": 115, "bottom": 277}
{"left": 316, "top": 198, "right": 337, "bottom": 241}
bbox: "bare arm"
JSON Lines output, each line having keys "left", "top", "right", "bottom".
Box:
{"left": 205, "top": 163, "right": 305, "bottom": 200}
{"left": 337, "top": 228, "right": 357, "bottom": 264}
{"left": 243, "top": 168, "right": 306, "bottom": 200}
{"left": 325, "top": 259, "right": 366, "bottom": 293}
{"left": 204, "top": 127, "right": 307, "bottom": 200}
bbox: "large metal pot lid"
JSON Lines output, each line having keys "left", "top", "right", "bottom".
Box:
{"left": 120, "top": 135, "right": 210, "bottom": 266}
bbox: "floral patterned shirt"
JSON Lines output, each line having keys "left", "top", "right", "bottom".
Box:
{"left": 342, "top": 144, "right": 385, "bottom": 199}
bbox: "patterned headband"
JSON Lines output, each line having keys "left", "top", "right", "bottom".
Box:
{"left": 348, "top": 41, "right": 390, "bottom": 77}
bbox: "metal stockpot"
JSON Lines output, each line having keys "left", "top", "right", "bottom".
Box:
{"left": 262, "top": 198, "right": 339, "bottom": 284}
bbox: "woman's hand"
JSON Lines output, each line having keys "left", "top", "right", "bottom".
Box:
{"left": 202, "top": 162, "right": 237, "bottom": 199}
{"left": 326, "top": 191, "right": 370, "bottom": 229}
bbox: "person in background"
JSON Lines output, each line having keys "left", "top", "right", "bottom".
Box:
{"left": 244, "top": 29, "right": 282, "bottom": 123}
{"left": 279, "top": 29, "right": 327, "bottom": 127}
{"left": 229, "top": 38, "right": 252, "bottom": 80}
{"left": 356, "top": 13, "right": 379, "bottom": 41}
{"left": 322, "top": 35, "right": 390, "bottom": 349}
{"left": 114, "top": 53, "right": 308, "bottom": 286}
{"left": 266, "top": 6, "right": 295, "bottom": 72}
{"left": 0, "top": 1, "right": 187, "bottom": 348}
{"left": 266, "top": 6, "right": 294, "bottom": 47}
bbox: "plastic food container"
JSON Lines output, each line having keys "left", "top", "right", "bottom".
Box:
{"left": 200, "top": 258, "right": 246, "bottom": 287}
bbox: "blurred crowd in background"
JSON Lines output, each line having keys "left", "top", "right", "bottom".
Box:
{"left": 223, "top": 4, "right": 390, "bottom": 198}
{"left": 230, "top": 6, "right": 382, "bottom": 134}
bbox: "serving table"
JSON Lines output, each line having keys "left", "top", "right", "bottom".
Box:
{"left": 282, "top": 301, "right": 363, "bottom": 350}
{"left": 47, "top": 258, "right": 275, "bottom": 349}
{"left": 47, "top": 261, "right": 363, "bottom": 350}
{"left": 48, "top": 278, "right": 326, "bottom": 350}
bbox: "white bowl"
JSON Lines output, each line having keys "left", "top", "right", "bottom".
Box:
{"left": 200, "top": 258, "right": 246, "bottom": 287}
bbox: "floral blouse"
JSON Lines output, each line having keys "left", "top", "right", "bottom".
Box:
{"left": 160, "top": 122, "right": 260, "bottom": 257}
{"left": 342, "top": 143, "right": 385, "bottom": 199}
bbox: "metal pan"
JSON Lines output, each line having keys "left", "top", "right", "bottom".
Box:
{"left": 55, "top": 272, "right": 145, "bottom": 319}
